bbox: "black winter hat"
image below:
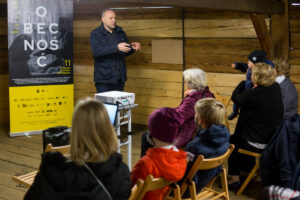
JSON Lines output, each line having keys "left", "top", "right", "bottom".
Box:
{"left": 248, "top": 50, "right": 267, "bottom": 63}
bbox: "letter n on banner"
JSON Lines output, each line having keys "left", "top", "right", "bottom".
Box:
{"left": 7, "top": 0, "right": 73, "bottom": 137}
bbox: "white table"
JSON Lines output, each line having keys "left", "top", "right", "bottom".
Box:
{"left": 115, "top": 104, "right": 138, "bottom": 170}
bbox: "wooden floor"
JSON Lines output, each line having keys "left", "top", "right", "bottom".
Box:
{"left": 0, "top": 124, "right": 260, "bottom": 200}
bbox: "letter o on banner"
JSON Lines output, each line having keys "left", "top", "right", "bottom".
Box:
{"left": 36, "top": 6, "right": 47, "bottom": 17}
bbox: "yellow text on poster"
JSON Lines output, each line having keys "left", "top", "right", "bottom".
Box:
{"left": 9, "top": 84, "right": 73, "bottom": 135}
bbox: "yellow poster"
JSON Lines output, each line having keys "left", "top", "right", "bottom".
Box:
{"left": 9, "top": 84, "right": 73, "bottom": 136}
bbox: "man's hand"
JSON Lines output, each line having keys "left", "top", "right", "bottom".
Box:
{"left": 231, "top": 63, "right": 236, "bottom": 69}
{"left": 118, "top": 42, "right": 131, "bottom": 53}
{"left": 131, "top": 42, "right": 141, "bottom": 51}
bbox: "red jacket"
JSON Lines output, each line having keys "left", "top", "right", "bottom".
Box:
{"left": 131, "top": 147, "right": 187, "bottom": 200}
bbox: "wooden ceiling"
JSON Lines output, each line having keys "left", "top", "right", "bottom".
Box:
{"left": 74, "top": 0, "right": 284, "bottom": 14}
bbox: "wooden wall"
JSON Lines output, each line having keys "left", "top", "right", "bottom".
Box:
{"left": 0, "top": 1, "right": 299, "bottom": 130}
{"left": 289, "top": 1, "right": 300, "bottom": 112}
{"left": 73, "top": 5, "right": 263, "bottom": 129}
{"left": 0, "top": 0, "right": 9, "bottom": 125}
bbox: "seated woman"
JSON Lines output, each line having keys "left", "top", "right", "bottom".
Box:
{"left": 228, "top": 63, "right": 284, "bottom": 190}
{"left": 141, "top": 68, "right": 215, "bottom": 156}
{"left": 273, "top": 58, "right": 298, "bottom": 119}
{"left": 24, "top": 98, "right": 131, "bottom": 200}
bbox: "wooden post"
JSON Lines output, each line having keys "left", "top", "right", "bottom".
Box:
{"left": 271, "top": 0, "right": 289, "bottom": 59}
{"left": 250, "top": 13, "right": 273, "bottom": 58}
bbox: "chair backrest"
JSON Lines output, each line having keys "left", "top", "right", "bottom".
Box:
{"left": 45, "top": 143, "right": 70, "bottom": 154}
{"left": 129, "top": 175, "right": 180, "bottom": 200}
{"left": 214, "top": 93, "right": 231, "bottom": 132}
{"left": 180, "top": 144, "right": 235, "bottom": 195}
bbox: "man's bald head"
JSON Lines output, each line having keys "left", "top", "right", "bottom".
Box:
{"left": 101, "top": 9, "right": 116, "bottom": 32}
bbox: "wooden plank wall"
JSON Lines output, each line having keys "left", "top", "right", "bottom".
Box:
{"left": 1, "top": 1, "right": 298, "bottom": 129}
{"left": 73, "top": 5, "right": 268, "bottom": 128}
{"left": 289, "top": 1, "right": 300, "bottom": 111}
{"left": 0, "top": 0, "right": 9, "bottom": 125}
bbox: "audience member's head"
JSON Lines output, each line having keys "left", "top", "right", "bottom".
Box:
{"left": 70, "top": 98, "right": 118, "bottom": 165}
{"left": 248, "top": 50, "right": 267, "bottom": 68}
{"left": 148, "top": 107, "right": 184, "bottom": 146}
{"left": 194, "top": 98, "right": 225, "bottom": 129}
{"left": 252, "top": 63, "right": 276, "bottom": 87}
{"left": 183, "top": 68, "right": 207, "bottom": 90}
{"left": 273, "top": 58, "right": 290, "bottom": 77}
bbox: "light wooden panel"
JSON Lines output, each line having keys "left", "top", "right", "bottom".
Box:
{"left": 74, "top": 19, "right": 182, "bottom": 38}
{"left": 124, "top": 70, "right": 245, "bottom": 125}
{"left": 74, "top": 18, "right": 270, "bottom": 38}
{"left": 184, "top": 38, "right": 261, "bottom": 73}
{"left": 125, "top": 68, "right": 182, "bottom": 125}
{"left": 185, "top": 19, "right": 269, "bottom": 38}
{"left": 185, "top": 8, "right": 250, "bottom": 19}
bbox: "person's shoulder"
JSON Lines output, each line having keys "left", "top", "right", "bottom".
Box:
{"left": 90, "top": 25, "right": 103, "bottom": 36}
{"left": 271, "top": 82, "right": 283, "bottom": 92}
{"left": 40, "top": 151, "right": 70, "bottom": 170}
{"left": 115, "top": 25, "right": 126, "bottom": 34}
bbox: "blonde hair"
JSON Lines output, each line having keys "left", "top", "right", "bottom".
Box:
{"left": 183, "top": 68, "right": 207, "bottom": 90}
{"left": 273, "top": 58, "right": 290, "bottom": 77}
{"left": 194, "top": 98, "right": 225, "bottom": 128}
{"left": 70, "top": 98, "right": 118, "bottom": 165}
{"left": 252, "top": 63, "right": 276, "bottom": 87}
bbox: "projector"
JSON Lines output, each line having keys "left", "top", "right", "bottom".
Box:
{"left": 95, "top": 91, "right": 135, "bottom": 105}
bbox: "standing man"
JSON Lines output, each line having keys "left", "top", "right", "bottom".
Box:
{"left": 90, "top": 9, "right": 141, "bottom": 93}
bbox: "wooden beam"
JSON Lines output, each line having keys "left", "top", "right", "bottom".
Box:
{"left": 110, "top": 0, "right": 284, "bottom": 14}
{"left": 250, "top": 13, "right": 273, "bottom": 58}
{"left": 271, "top": 0, "right": 289, "bottom": 59}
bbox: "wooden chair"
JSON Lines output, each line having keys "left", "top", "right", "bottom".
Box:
{"left": 171, "top": 144, "right": 235, "bottom": 200}
{"left": 214, "top": 93, "right": 231, "bottom": 132}
{"left": 12, "top": 144, "right": 70, "bottom": 187}
{"left": 130, "top": 175, "right": 181, "bottom": 200}
{"left": 236, "top": 148, "right": 261, "bottom": 196}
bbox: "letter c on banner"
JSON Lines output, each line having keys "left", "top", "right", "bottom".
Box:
{"left": 36, "top": 6, "right": 47, "bottom": 17}
{"left": 37, "top": 56, "right": 47, "bottom": 67}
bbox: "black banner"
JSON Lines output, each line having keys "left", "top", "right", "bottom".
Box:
{"left": 8, "top": 0, "right": 73, "bottom": 86}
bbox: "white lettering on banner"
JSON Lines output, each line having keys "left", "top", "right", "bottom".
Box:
{"left": 36, "top": 6, "right": 47, "bottom": 17}
{"left": 24, "top": 40, "right": 34, "bottom": 51}
{"left": 24, "top": 23, "right": 33, "bottom": 34}
{"left": 37, "top": 56, "right": 47, "bottom": 67}
{"left": 36, "top": 40, "right": 48, "bottom": 50}
{"left": 37, "top": 23, "right": 46, "bottom": 34}
{"left": 50, "top": 40, "right": 59, "bottom": 50}
{"left": 49, "top": 23, "right": 58, "bottom": 34}
{"left": 23, "top": 7, "right": 61, "bottom": 67}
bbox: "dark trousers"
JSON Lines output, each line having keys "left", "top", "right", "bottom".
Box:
{"left": 141, "top": 131, "right": 154, "bottom": 157}
{"left": 95, "top": 80, "right": 125, "bottom": 93}
{"left": 228, "top": 136, "right": 264, "bottom": 176}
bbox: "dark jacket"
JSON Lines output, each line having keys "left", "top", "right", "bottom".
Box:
{"left": 260, "top": 116, "right": 300, "bottom": 188}
{"left": 173, "top": 87, "right": 215, "bottom": 147}
{"left": 24, "top": 152, "right": 131, "bottom": 200}
{"left": 293, "top": 162, "right": 300, "bottom": 191}
{"left": 234, "top": 62, "right": 253, "bottom": 90}
{"left": 279, "top": 77, "right": 298, "bottom": 119}
{"left": 183, "top": 124, "right": 230, "bottom": 194}
{"left": 232, "top": 81, "right": 283, "bottom": 144}
{"left": 90, "top": 24, "right": 134, "bottom": 84}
